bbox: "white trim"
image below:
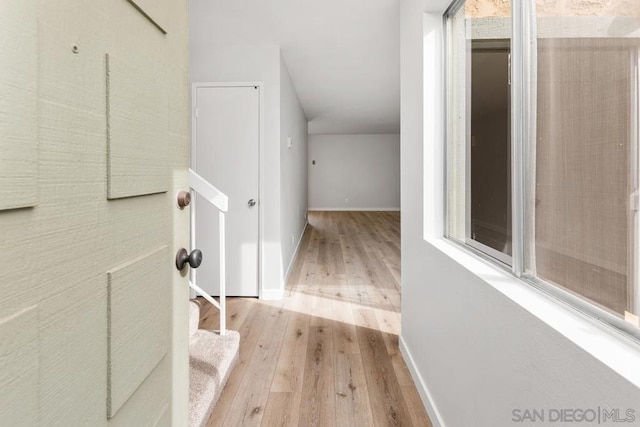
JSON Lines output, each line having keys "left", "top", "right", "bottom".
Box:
{"left": 260, "top": 289, "right": 285, "bottom": 301}
{"left": 257, "top": 84, "right": 265, "bottom": 300}
{"left": 399, "top": 336, "right": 446, "bottom": 427}
{"left": 283, "top": 221, "right": 308, "bottom": 286}
{"left": 308, "top": 207, "right": 401, "bottom": 212}
{"left": 191, "top": 82, "right": 265, "bottom": 299}
{"left": 465, "top": 238, "right": 512, "bottom": 266}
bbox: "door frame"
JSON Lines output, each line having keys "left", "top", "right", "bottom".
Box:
{"left": 191, "top": 82, "right": 265, "bottom": 298}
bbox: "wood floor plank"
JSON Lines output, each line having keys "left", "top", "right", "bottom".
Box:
{"left": 339, "top": 234, "right": 396, "bottom": 313}
{"left": 331, "top": 276, "right": 360, "bottom": 356}
{"left": 402, "top": 386, "right": 433, "bottom": 427}
{"left": 298, "top": 325, "right": 336, "bottom": 427}
{"left": 355, "top": 308, "right": 413, "bottom": 426}
{"left": 383, "top": 256, "right": 402, "bottom": 291}
{"left": 365, "top": 249, "right": 400, "bottom": 291}
{"left": 199, "top": 296, "right": 254, "bottom": 332}
{"left": 328, "top": 231, "right": 346, "bottom": 275}
{"left": 219, "top": 303, "right": 290, "bottom": 426}
{"left": 270, "top": 310, "right": 310, "bottom": 393}
{"left": 334, "top": 352, "right": 375, "bottom": 427}
{"left": 261, "top": 392, "right": 295, "bottom": 427}
{"left": 307, "top": 283, "right": 334, "bottom": 328}
{"left": 205, "top": 302, "right": 271, "bottom": 425}
{"left": 375, "top": 309, "right": 415, "bottom": 387}
{"left": 197, "top": 211, "right": 432, "bottom": 427}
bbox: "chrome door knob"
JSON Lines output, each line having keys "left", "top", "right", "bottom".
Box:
{"left": 176, "top": 248, "right": 203, "bottom": 271}
{"left": 248, "top": 199, "right": 256, "bottom": 207}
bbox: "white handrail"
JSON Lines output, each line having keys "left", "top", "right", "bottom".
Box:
{"left": 190, "top": 169, "right": 228, "bottom": 213}
{"left": 189, "top": 168, "right": 227, "bottom": 336}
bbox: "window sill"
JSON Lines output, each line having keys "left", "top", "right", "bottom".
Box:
{"left": 428, "top": 236, "right": 640, "bottom": 389}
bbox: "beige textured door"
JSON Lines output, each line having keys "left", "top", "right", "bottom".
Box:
{"left": 0, "top": 1, "right": 190, "bottom": 426}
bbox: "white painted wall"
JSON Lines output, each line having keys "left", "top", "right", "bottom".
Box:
{"left": 279, "top": 53, "right": 308, "bottom": 281}
{"left": 308, "top": 134, "right": 400, "bottom": 210}
{"left": 190, "top": 13, "right": 309, "bottom": 296}
{"left": 400, "top": 1, "right": 640, "bottom": 426}
{"left": 187, "top": 0, "right": 400, "bottom": 135}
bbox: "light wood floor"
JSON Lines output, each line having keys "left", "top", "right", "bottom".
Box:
{"left": 198, "top": 211, "right": 432, "bottom": 427}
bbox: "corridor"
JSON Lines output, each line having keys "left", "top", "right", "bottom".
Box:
{"left": 198, "top": 211, "right": 432, "bottom": 426}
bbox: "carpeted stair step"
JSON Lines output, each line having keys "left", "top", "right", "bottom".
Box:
{"left": 189, "top": 301, "right": 201, "bottom": 342}
{"left": 188, "top": 301, "right": 240, "bottom": 427}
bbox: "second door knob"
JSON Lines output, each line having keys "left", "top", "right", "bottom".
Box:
{"left": 176, "top": 248, "right": 203, "bottom": 270}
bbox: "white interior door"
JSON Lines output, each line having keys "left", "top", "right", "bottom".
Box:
{"left": 194, "top": 85, "right": 260, "bottom": 297}
{"left": 0, "top": 1, "right": 190, "bottom": 425}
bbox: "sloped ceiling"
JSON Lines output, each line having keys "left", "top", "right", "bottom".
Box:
{"left": 189, "top": 0, "right": 400, "bottom": 135}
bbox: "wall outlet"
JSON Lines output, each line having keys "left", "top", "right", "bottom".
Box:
{"left": 345, "top": 198, "right": 349, "bottom": 204}
{"left": 287, "top": 136, "right": 293, "bottom": 149}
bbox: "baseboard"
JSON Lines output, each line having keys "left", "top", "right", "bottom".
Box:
{"left": 260, "top": 222, "right": 308, "bottom": 302}
{"left": 260, "top": 289, "right": 285, "bottom": 301}
{"left": 284, "top": 221, "right": 308, "bottom": 285}
{"left": 308, "top": 207, "right": 401, "bottom": 212}
{"left": 399, "top": 335, "right": 446, "bottom": 427}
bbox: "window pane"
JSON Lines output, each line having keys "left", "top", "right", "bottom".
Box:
{"left": 470, "top": 44, "right": 511, "bottom": 256}
{"left": 527, "top": 2, "right": 640, "bottom": 320}
{"left": 446, "top": 1, "right": 512, "bottom": 261}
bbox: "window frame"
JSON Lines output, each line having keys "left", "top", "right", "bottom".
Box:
{"left": 443, "top": 0, "right": 640, "bottom": 343}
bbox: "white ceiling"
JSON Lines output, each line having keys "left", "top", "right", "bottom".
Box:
{"left": 189, "top": 0, "right": 400, "bottom": 135}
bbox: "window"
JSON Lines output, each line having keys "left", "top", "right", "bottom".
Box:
{"left": 446, "top": 2, "right": 512, "bottom": 264}
{"left": 445, "top": 0, "right": 640, "bottom": 338}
